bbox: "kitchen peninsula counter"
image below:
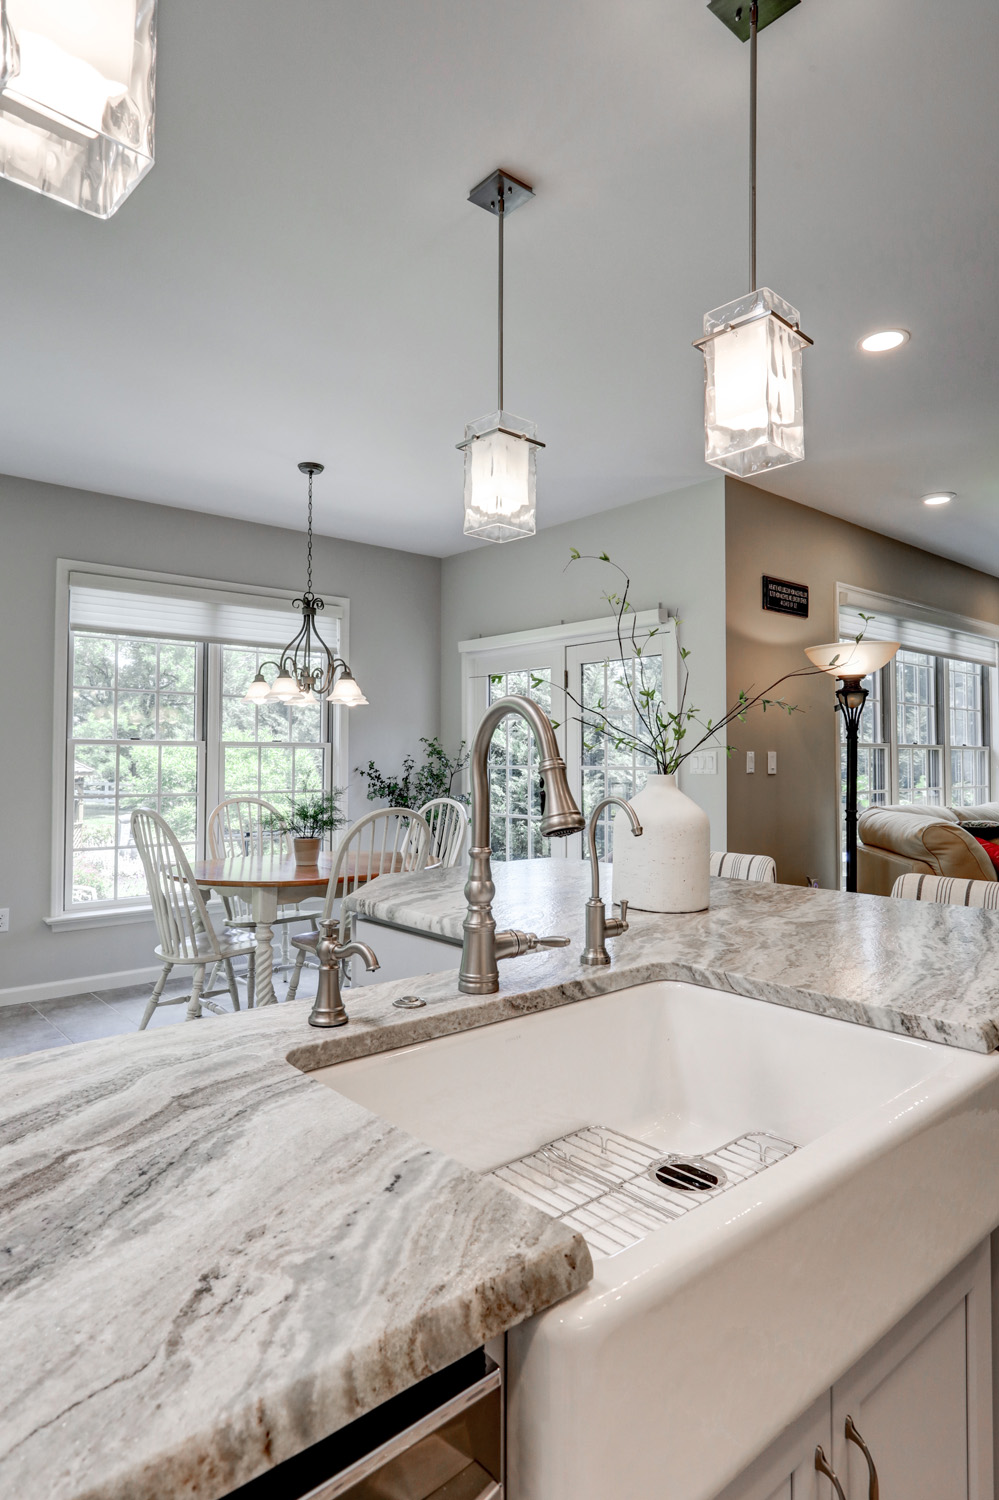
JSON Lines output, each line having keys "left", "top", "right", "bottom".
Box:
{"left": 5, "top": 866, "right": 999, "bottom": 1500}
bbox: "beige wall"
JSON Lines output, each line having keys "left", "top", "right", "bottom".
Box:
{"left": 725, "top": 481, "right": 999, "bottom": 889}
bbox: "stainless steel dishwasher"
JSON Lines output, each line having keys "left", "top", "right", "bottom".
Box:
{"left": 226, "top": 1349, "right": 502, "bottom": 1500}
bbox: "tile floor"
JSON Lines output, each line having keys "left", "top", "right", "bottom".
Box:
{"left": 0, "top": 963, "right": 320, "bottom": 1060}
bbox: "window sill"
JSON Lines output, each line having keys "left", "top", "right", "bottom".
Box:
{"left": 45, "top": 905, "right": 156, "bottom": 933}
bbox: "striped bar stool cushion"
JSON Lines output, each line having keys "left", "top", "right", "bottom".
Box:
{"left": 709, "top": 851, "right": 777, "bottom": 884}
{"left": 891, "top": 873, "right": 999, "bottom": 909}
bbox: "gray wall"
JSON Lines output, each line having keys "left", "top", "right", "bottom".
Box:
{"left": 725, "top": 481, "right": 999, "bottom": 888}
{"left": 440, "top": 479, "right": 728, "bottom": 841}
{"left": 0, "top": 474, "right": 441, "bottom": 995}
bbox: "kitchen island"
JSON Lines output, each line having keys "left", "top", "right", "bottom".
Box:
{"left": 4, "top": 865, "right": 999, "bottom": 1499}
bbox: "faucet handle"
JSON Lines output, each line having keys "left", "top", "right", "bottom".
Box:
{"left": 528, "top": 933, "right": 571, "bottom": 950}
{"left": 615, "top": 899, "right": 629, "bottom": 926}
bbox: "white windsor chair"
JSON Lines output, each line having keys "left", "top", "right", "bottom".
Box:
{"left": 207, "top": 796, "right": 319, "bottom": 1003}
{"left": 418, "top": 796, "right": 470, "bottom": 868}
{"left": 131, "top": 807, "right": 255, "bottom": 1029}
{"left": 286, "top": 807, "right": 433, "bottom": 1000}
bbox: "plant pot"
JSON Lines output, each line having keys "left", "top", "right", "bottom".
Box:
{"left": 611, "top": 773, "right": 709, "bottom": 913}
{"left": 293, "top": 837, "right": 321, "bottom": 865}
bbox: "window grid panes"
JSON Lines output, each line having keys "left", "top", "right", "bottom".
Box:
{"left": 895, "top": 650, "right": 942, "bottom": 805}
{"left": 219, "top": 644, "right": 328, "bottom": 813}
{"left": 840, "top": 642, "right": 992, "bottom": 881}
{"left": 67, "top": 633, "right": 335, "bottom": 911}
{"left": 487, "top": 669, "right": 554, "bottom": 861}
{"left": 70, "top": 633, "right": 201, "bottom": 905}
{"left": 581, "top": 654, "right": 662, "bottom": 862}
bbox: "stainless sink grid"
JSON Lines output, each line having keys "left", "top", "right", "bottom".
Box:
{"left": 491, "top": 1127, "right": 797, "bottom": 1258}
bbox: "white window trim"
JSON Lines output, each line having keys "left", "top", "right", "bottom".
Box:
{"left": 834, "top": 582, "right": 999, "bottom": 888}
{"left": 48, "top": 558, "right": 351, "bottom": 930}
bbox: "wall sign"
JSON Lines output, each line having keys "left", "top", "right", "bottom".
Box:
{"left": 762, "top": 575, "right": 809, "bottom": 617}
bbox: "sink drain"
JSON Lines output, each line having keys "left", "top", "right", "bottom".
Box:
{"left": 650, "top": 1156, "right": 728, "bottom": 1192}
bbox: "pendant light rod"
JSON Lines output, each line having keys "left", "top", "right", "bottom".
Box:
{"left": 497, "top": 192, "right": 505, "bottom": 411}
{"left": 749, "top": 0, "right": 758, "bottom": 291}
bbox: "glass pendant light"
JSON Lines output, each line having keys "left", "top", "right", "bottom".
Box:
{"left": 243, "top": 461, "right": 368, "bottom": 708}
{"left": 0, "top": 0, "right": 157, "bottom": 218}
{"left": 694, "top": 0, "right": 812, "bottom": 477}
{"left": 458, "top": 169, "right": 544, "bottom": 543}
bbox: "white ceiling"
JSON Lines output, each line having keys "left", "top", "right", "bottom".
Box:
{"left": 1, "top": 0, "right": 997, "bottom": 567}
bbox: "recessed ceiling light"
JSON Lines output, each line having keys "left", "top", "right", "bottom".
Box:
{"left": 922, "top": 492, "right": 955, "bottom": 507}
{"left": 859, "top": 329, "right": 910, "bottom": 353}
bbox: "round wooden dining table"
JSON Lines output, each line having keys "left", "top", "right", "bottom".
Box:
{"left": 190, "top": 850, "right": 394, "bottom": 1006}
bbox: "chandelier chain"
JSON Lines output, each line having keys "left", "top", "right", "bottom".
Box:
{"left": 306, "top": 467, "right": 314, "bottom": 595}
{"left": 749, "top": 0, "right": 758, "bottom": 292}
{"left": 497, "top": 191, "right": 505, "bottom": 412}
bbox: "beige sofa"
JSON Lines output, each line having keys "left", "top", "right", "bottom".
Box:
{"left": 857, "top": 803, "right": 999, "bottom": 896}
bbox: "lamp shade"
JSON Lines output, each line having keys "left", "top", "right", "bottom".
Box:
{"left": 328, "top": 667, "right": 368, "bottom": 706}
{"left": 0, "top": 0, "right": 156, "bottom": 217}
{"left": 243, "top": 670, "right": 271, "bottom": 703}
{"left": 804, "top": 640, "right": 900, "bottom": 678}
{"left": 699, "top": 289, "right": 807, "bottom": 477}
{"left": 460, "top": 411, "right": 541, "bottom": 543}
{"left": 268, "top": 666, "right": 300, "bottom": 701}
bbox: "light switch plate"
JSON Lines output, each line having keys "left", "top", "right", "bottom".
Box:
{"left": 0, "top": 908, "right": 8, "bottom": 932}
{"left": 689, "top": 750, "right": 718, "bottom": 775}
{"left": 746, "top": 752, "right": 755, "bottom": 773}
{"left": 767, "top": 751, "right": 777, "bottom": 775}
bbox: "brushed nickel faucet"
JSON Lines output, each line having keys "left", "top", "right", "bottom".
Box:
{"left": 307, "top": 919, "right": 379, "bottom": 1027}
{"left": 460, "top": 695, "right": 585, "bottom": 994}
{"left": 580, "top": 797, "right": 642, "bottom": 966}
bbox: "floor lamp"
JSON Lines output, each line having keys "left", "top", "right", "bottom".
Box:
{"left": 804, "top": 639, "right": 901, "bottom": 893}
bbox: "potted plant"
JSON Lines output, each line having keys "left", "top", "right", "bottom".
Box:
{"left": 566, "top": 552, "right": 865, "bottom": 911}
{"left": 280, "top": 786, "right": 347, "bottom": 865}
{"left": 356, "top": 737, "right": 469, "bottom": 810}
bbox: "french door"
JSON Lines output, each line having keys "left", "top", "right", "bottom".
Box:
{"left": 460, "top": 615, "right": 677, "bottom": 862}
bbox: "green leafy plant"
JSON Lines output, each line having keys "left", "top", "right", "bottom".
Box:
{"left": 566, "top": 550, "right": 872, "bottom": 773}
{"left": 356, "top": 737, "right": 469, "bottom": 810}
{"left": 279, "top": 785, "right": 348, "bottom": 840}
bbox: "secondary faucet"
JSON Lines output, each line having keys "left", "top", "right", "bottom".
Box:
{"left": 580, "top": 797, "right": 642, "bottom": 966}
{"left": 460, "top": 695, "right": 586, "bottom": 994}
{"left": 307, "top": 919, "right": 379, "bottom": 1027}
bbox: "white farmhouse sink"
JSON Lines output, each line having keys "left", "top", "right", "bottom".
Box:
{"left": 309, "top": 980, "right": 999, "bottom": 1500}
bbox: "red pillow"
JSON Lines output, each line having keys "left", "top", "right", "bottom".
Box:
{"left": 973, "top": 836, "right": 999, "bottom": 874}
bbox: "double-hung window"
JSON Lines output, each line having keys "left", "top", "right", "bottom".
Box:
{"left": 840, "top": 599, "right": 997, "bottom": 834}
{"left": 55, "top": 566, "right": 348, "bottom": 921}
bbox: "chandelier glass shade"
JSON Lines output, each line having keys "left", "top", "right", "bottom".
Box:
{"left": 0, "top": 0, "right": 157, "bottom": 217}
{"left": 696, "top": 2, "right": 811, "bottom": 477}
{"left": 243, "top": 462, "right": 367, "bottom": 709}
{"left": 459, "top": 170, "right": 543, "bottom": 544}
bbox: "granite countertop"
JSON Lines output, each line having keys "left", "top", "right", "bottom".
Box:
{"left": 6, "top": 867, "right": 999, "bottom": 1500}
{"left": 347, "top": 861, "right": 999, "bottom": 1053}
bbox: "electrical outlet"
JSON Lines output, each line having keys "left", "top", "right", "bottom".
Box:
{"left": 767, "top": 751, "right": 777, "bottom": 775}
{"left": 746, "top": 751, "right": 755, "bottom": 773}
{"left": 0, "top": 908, "right": 8, "bottom": 932}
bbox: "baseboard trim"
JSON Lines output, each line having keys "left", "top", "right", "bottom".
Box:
{"left": 0, "top": 964, "right": 163, "bottom": 1008}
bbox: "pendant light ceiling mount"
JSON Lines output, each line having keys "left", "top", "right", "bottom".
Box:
{"left": 695, "top": 0, "right": 811, "bottom": 478}
{"left": 706, "top": 0, "right": 799, "bottom": 41}
{"left": 458, "top": 166, "right": 543, "bottom": 545}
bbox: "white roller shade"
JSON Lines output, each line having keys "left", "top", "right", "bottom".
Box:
{"left": 68, "top": 572, "right": 341, "bottom": 649}
{"left": 840, "top": 605, "right": 997, "bottom": 668}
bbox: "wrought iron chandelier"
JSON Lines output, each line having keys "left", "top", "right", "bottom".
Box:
{"left": 243, "top": 461, "right": 368, "bottom": 708}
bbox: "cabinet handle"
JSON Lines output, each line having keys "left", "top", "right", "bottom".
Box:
{"left": 845, "top": 1415, "right": 880, "bottom": 1500}
{"left": 815, "top": 1446, "right": 847, "bottom": 1500}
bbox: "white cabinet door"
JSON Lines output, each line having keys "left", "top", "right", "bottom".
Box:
{"left": 715, "top": 1396, "right": 830, "bottom": 1500}
{"left": 831, "top": 1241, "right": 993, "bottom": 1500}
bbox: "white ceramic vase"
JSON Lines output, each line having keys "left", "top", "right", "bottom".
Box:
{"left": 612, "top": 773, "right": 710, "bottom": 913}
